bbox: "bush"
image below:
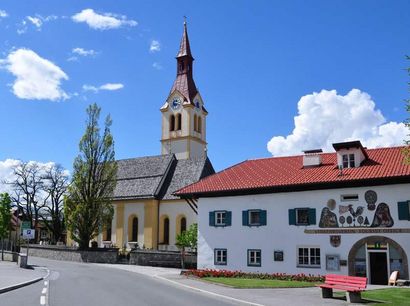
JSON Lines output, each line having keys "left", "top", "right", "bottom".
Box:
{"left": 182, "top": 269, "right": 324, "bottom": 282}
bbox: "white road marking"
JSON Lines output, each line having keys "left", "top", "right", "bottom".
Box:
{"left": 42, "top": 287, "right": 47, "bottom": 294}
{"left": 40, "top": 295, "right": 46, "bottom": 305}
{"left": 44, "top": 281, "right": 48, "bottom": 286}
{"left": 154, "top": 275, "right": 265, "bottom": 306}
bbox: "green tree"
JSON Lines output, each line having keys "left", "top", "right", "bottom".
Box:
{"left": 0, "top": 193, "right": 12, "bottom": 261}
{"left": 176, "top": 223, "right": 197, "bottom": 268}
{"left": 64, "top": 103, "right": 117, "bottom": 250}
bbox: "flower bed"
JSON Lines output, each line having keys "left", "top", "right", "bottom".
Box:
{"left": 182, "top": 269, "right": 324, "bottom": 282}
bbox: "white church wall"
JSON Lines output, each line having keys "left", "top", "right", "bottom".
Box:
{"left": 198, "top": 183, "right": 410, "bottom": 276}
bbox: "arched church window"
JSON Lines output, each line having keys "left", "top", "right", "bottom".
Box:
{"left": 169, "top": 115, "right": 175, "bottom": 131}
{"left": 180, "top": 217, "right": 187, "bottom": 234}
{"left": 198, "top": 117, "right": 202, "bottom": 133}
{"left": 131, "top": 217, "right": 138, "bottom": 242}
{"left": 163, "top": 217, "right": 170, "bottom": 244}
{"left": 176, "top": 113, "right": 182, "bottom": 130}
{"left": 194, "top": 115, "right": 197, "bottom": 132}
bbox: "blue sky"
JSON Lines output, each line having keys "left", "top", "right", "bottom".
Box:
{"left": 0, "top": 0, "right": 409, "bottom": 175}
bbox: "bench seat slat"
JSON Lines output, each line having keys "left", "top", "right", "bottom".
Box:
{"left": 319, "top": 284, "right": 364, "bottom": 292}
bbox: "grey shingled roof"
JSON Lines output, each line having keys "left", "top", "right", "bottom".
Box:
{"left": 161, "top": 157, "right": 215, "bottom": 200}
{"left": 113, "top": 154, "right": 214, "bottom": 201}
{"left": 113, "top": 155, "right": 174, "bottom": 200}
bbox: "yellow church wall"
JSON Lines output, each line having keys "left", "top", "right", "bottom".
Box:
{"left": 144, "top": 200, "right": 159, "bottom": 249}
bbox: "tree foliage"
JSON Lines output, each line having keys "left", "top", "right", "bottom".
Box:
{"left": 0, "top": 193, "right": 12, "bottom": 260}
{"left": 176, "top": 223, "right": 198, "bottom": 251}
{"left": 64, "top": 103, "right": 117, "bottom": 250}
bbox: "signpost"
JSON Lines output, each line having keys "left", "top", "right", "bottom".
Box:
{"left": 22, "top": 228, "right": 35, "bottom": 265}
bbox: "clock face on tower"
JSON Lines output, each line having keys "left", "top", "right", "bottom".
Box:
{"left": 171, "top": 97, "right": 181, "bottom": 110}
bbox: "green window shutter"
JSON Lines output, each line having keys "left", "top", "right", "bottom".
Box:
{"left": 398, "top": 201, "right": 410, "bottom": 220}
{"left": 260, "top": 210, "right": 267, "bottom": 226}
{"left": 288, "top": 209, "right": 296, "bottom": 225}
{"left": 209, "top": 211, "right": 215, "bottom": 226}
{"left": 226, "top": 211, "right": 232, "bottom": 226}
{"left": 308, "top": 208, "right": 316, "bottom": 225}
{"left": 242, "top": 210, "right": 249, "bottom": 226}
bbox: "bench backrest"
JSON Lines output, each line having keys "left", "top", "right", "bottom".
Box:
{"left": 325, "top": 274, "right": 367, "bottom": 290}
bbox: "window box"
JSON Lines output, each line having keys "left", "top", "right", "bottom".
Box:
{"left": 247, "top": 249, "right": 261, "bottom": 267}
{"left": 214, "top": 249, "right": 227, "bottom": 265}
{"left": 288, "top": 208, "right": 316, "bottom": 225}
{"left": 209, "top": 211, "right": 232, "bottom": 227}
{"left": 297, "top": 247, "right": 321, "bottom": 268}
{"left": 242, "top": 209, "right": 267, "bottom": 227}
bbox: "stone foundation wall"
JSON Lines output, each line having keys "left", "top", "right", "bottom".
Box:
{"left": 28, "top": 245, "right": 119, "bottom": 264}
{"left": 130, "top": 250, "right": 196, "bottom": 268}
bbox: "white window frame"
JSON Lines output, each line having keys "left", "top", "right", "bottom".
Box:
{"left": 247, "top": 249, "right": 261, "bottom": 266}
{"left": 214, "top": 249, "right": 227, "bottom": 265}
{"left": 297, "top": 246, "right": 321, "bottom": 268}
{"left": 215, "top": 211, "right": 227, "bottom": 226}
{"left": 248, "top": 210, "right": 261, "bottom": 226}
{"left": 342, "top": 153, "right": 355, "bottom": 168}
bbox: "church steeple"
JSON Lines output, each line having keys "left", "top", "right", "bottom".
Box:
{"left": 161, "top": 20, "right": 208, "bottom": 160}
{"left": 171, "top": 21, "right": 198, "bottom": 103}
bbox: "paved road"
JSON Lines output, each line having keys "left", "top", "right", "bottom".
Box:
{"left": 1, "top": 257, "right": 242, "bottom": 306}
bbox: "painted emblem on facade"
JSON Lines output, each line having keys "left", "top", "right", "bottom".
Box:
{"left": 330, "top": 235, "right": 341, "bottom": 247}
{"left": 365, "top": 190, "right": 377, "bottom": 211}
{"left": 371, "top": 203, "right": 394, "bottom": 227}
{"left": 319, "top": 196, "right": 394, "bottom": 228}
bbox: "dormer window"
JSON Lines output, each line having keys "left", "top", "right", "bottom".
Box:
{"left": 342, "top": 153, "right": 355, "bottom": 168}
{"left": 333, "top": 140, "right": 368, "bottom": 169}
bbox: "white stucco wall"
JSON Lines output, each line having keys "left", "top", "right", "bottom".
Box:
{"left": 198, "top": 184, "right": 410, "bottom": 277}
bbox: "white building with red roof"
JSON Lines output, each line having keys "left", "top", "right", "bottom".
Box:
{"left": 176, "top": 140, "right": 410, "bottom": 284}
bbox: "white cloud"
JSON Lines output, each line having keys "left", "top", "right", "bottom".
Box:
{"left": 0, "top": 10, "right": 8, "bottom": 18}
{"left": 72, "top": 47, "right": 97, "bottom": 57}
{"left": 150, "top": 40, "right": 160, "bottom": 52}
{"left": 0, "top": 159, "right": 68, "bottom": 195}
{"left": 17, "top": 15, "right": 58, "bottom": 34}
{"left": 152, "top": 62, "right": 162, "bottom": 70}
{"left": 72, "top": 9, "right": 137, "bottom": 30}
{"left": 27, "top": 16, "right": 42, "bottom": 28}
{"left": 0, "top": 48, "right": 69, "bottom": 101}
{"left": 82, "top": 83, "right": 124, "bottom": 93}
{"left": 267, "top": 89, "right": 408, "bottom": 156}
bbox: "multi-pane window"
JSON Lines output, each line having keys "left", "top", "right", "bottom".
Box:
{"left": 215, "top": 211, "right": 227, "bottom": 226}
{"left": 297, "top": 247, "right": 321, "bottom": 267}
{"left": 342, "top": 154, "right": 355, "bottom": 168}
{"left": 247, "top": 249, "right": 261, "bottom": 266}
{"left": 214, "top": 249, "right": 227, "bottom": 265}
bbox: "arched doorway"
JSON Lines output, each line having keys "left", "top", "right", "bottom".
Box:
{"left": 348, "top": 236, "right": 408, "bottom": 285}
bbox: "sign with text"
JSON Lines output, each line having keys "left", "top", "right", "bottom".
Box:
{"left": 22, "top": 229, "right": 35, "bottom": 239}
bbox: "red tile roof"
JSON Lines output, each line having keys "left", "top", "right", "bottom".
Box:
{"left": 175, "top": 146, "right": 410, "bottom": 197}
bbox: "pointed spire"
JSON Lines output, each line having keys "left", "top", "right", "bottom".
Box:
{"left": 177, "top": 18, "right": 193, "bottom": 58}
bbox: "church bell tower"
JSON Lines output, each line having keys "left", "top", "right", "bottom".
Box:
{"left": 160, "top": 21, "right": 208, "bottom": 160}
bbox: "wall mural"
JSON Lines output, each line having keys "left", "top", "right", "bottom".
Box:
{"left": 319, "top": 190, "right": 394, "bottom": 228}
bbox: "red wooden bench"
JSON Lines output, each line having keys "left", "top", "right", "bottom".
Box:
{"left": 318, "top": 274, "right": 367, "bottom": 303}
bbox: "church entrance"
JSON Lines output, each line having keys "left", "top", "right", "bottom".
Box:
{"left": 369, "top": 252, "right": 388, "bottom": 285}
{"left": 348, "top": 236, "right": 408, "bottom": 284}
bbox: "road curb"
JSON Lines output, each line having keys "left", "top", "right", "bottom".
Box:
{"left": 0, "top": 266, "right": 50, "bottom": 294}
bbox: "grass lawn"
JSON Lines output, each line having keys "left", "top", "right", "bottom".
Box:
{"left": 334, "top": 288, "right": 410, "bottom": 305}
{"left": 202, "top": 277, "right": 318, "bottom": 288}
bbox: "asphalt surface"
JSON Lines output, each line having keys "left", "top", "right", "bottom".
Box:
{"left": 1, "top": 257, "right": 241, "bottom": 306}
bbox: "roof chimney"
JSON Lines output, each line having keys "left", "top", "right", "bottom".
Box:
{"left": 302, "top": 149, "right": 323, "bottom": 168}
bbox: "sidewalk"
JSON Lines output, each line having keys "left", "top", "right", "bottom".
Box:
{"left": 0, "top": 261, "right": 48, "bottom": 294}
{"left": 97, "top": 264, "right": 366, "bottom": 306}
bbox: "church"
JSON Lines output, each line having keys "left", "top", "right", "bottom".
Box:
{"left": 97, "top": 22, "right": 214, "bottom": 250}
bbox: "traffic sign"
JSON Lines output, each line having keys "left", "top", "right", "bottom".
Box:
{"left": 22, "top": 229, "right": 35, "bottom": 239}
{"left": 21, "top": 221, "right": 31, "bottom": 229}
